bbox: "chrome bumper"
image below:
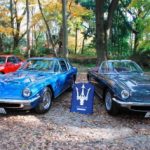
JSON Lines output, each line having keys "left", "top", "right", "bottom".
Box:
{"left": 0, "top": 95, "right": 40, "bottom": 108}
{"left": 113, "top": 98, "right": 150, "bottom": 107}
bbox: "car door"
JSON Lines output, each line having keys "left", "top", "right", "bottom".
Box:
{"left": 52, "top": 60, "right": 68, "bottom": 96}
{"left": 91, "top": 62, "right": 109, "bottom": 98}
{"left": 8, "top": 56, "right": 19, "bottom": 72}
{"left": 5, "top": 57, "right": 15, "bottom": 73}
{"left": 59, "top": 60, "right": 70, "bottom": 89}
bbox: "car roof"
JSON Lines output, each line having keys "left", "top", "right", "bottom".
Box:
{"left": 28, "top": 57, "right": 67, "bottom": 61}
{"left": 0, "top": 54, "right": 15, "bottom": 57}
{"left": 103, "top": 60, "right": 133, "bottom": 63}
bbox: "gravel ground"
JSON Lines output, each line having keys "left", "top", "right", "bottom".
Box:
{"left": 0, "top": 73, "right": 150, "bottom": 150}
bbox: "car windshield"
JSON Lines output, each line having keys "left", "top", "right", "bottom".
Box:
{"left": 100, "top": 61, "right": 143, "bottom": 74}
{"left": 0, "top": 57, "right": 6, "bottom": 64}
{"left": 20, "top": 59, "right": 55, "bottom": 72}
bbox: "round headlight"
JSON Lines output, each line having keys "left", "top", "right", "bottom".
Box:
{"left": 121, "top": 90, "right": 129, "bottom": 99}
{"left": 0, "top": 66, "right": 4, "bottom": 70}
{"left": 23, "top": 88, "right": 31, "bottom": 97}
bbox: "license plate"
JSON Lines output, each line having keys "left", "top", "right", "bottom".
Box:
{"left": 145, "top": 112, "right": 150, "bottom": 118}
{"left": 0, "top": 108, "right": 6, "bottom": 114}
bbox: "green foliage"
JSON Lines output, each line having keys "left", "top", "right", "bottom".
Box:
{"left": 13, "top": 48, "right": 21, "bottom": 55}
{"left": 80, "top": 44, "right": 96, "bottom": 56}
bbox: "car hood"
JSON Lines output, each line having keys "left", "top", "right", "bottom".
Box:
{"left": 116, "top": 73, "right": 150, "bottom": 87}
{"left": 0, "top": 70, "right": 51, "bottom": 99}
{"left": 113, "top": 73, "right": 150, "bottom": 99}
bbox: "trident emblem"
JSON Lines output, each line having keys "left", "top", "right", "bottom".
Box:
{"left": 76, "top": 84, "right": 91, "bottom": 106}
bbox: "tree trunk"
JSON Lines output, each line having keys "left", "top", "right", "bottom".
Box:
{"left": 133, "top": 32, "right": 139, "bottom": 54}
{"left": 81, "top": 35, "right": 86, "bottom": 54}
{"left": 96, "top": 0, "right": 107, "bottom": 65}
{"left": 26, "top": 0, "right": 30, "bottom": 58}
{"left": 0, "top": 36, "right": 3, "bottom": 52}
{"left": 62, "top": 0, "right": 68, "bottom": 58}
{"left": 10, "top": 0, "right": 14, "bottom": 52}
{"left": 12, "top": 1, "right": 27, "bottom": 50}
{"left": 95, "top": 0, "right": 119, "bottom": 65}
{"left": 75, "top": 26, "right": 78, "bottom": 54}
{"left": 37, "top": 0, "right": 55, "bottom": 54}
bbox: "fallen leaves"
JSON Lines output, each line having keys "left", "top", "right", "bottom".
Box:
{"left": 0, "top": 73, "right": 150, "bottom": 150}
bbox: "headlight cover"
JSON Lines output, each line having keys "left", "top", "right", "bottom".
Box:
{"left": 23, "top": 88, "right": 31, "bottom": 97}
{"left": 0, "top": 66, "right": 4, "bottom": 70}
{"left": 121, "top": 90, "right": 130, "bottom": 99}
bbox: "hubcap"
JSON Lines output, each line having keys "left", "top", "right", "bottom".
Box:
{"left": 105, "top": 92, "right": 112, "bottom": 111}
{"left": 43, "top": 91, "right": 51, "bottom": 109}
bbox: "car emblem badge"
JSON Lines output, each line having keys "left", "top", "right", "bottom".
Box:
{"left": 76, "top": 84, "right": 91, "bottom": 106}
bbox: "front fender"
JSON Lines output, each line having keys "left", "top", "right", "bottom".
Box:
{"left": 25, "top": 78, "right": 56, "bottom": 98}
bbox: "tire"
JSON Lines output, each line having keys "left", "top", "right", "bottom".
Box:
{"left": 87, "top": 74, "right": 90, "bottom": 82}
{"left": 34, "top": 87, "right": 52, "bottom": 114}
{"left": 69, "top": 75, "right": 76, "bottom": 91}
{"left": 104, "top": 90, "right": 119, "bottom": 115}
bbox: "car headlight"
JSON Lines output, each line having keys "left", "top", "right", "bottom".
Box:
{"left": 121, "top": 90, "right": 130, "bottom": 99}
{"left": 23, "top": 88, "right": 31, "bottom": 97}
{"left": 0, "top": 66, "right": 4, "bottom": 70}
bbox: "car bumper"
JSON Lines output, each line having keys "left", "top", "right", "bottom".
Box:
{"left": 0, "top": 95, "right": 40, "bottom": 109}
{"left": 112, "top": 98, "right": 150, "bottom": 112}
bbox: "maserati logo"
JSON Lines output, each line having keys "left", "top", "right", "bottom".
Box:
{"left": 76, "top": 84, "right": 91, "bottom": 106}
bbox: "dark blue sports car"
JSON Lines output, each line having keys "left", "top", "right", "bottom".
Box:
{"left": 0, "top": 57, "right": 77, "bottom": 113}
{"left": 87, "top": 60, "right": 150, "bottom": 115}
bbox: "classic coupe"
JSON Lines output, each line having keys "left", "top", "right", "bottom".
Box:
{"left": 0, "top": 57, "right": 77, "bottom": 113}
{"left": 0, "top": 55, "right": 23, "bottom": 74}
{"left": 87, "top": 60, "right": 150, "bottom": 115}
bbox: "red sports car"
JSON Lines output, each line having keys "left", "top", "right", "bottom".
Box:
{"left": 0, "top": 55, "right": 23, "bottom": 74}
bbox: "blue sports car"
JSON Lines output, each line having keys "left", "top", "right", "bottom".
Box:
{"left": 87, "top": 60, "right": 150, "bottom": 115}
{"left": 0, "top": 57, "right": 77, "bottom": 113}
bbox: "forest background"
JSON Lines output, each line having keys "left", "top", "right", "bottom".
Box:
{"left": 0, "top": 0, "right": 149, "bottom": 69}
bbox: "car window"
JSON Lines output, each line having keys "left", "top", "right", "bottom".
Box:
{"left": 54, "top": 61, "right": 60, "bottom": 72}
{"left": 15, "top": 57, "right": 22, "bottom": 63}
{"left": 7, "top": 57, "right": 17, "bottom": 64}
{"left": 59, "top": 60, "right": 68, "bottom": 72}
{"left": 99, "top": 62, "right": 110, "bottom": 74}
{"left": 0, "top": 57, "right": 6, "bottom": 64}
{"left": 66, "top": 59, "right": 72, "bottom": 70}
{"left": 112, "top": 61, "right": 143, "bottom": 73}
{"left": 21, "top": 59, "right": 55, "bottom": 71}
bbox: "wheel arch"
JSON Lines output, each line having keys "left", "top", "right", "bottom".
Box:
{"left": 103, "top": 85, "right": 115, "bottom": 100}
{"left": 73, "top": 74, "right": 76, "bottom": 81}
{"left": 46, "top": 85, "right": 54, "bottom": 99}
{"left": 0, "top": 71, "right": 4, "bottom": 74}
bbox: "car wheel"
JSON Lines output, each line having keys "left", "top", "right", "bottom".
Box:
{"left": 105, "top": 90, "right": 119, "bottom": 115}
{"left": 34, "top": 87, "right": 52, "bottom": 114}
{"left": 87, "top": 74, "right": 90, "bottom": 82}
{"left": 69, "top": 75, "right": 76, "bottom": 91}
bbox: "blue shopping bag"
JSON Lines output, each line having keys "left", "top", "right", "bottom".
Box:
{"left": 70, "top": 82, "right": 94, "bottom": 114}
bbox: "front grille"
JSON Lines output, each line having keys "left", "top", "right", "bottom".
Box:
{"left": 131, "top": 106, "right": 150, "bottom": 111}
{"left": 0, "top": 103, "right": 21, "bottom": 108}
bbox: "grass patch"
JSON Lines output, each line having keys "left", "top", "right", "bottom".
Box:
{"left": 73, "top": 63, "right": 95, "bottom": 72}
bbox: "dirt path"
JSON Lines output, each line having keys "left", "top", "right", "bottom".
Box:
{"left": 0, "top": 73, "right": 150, "bottom": 150}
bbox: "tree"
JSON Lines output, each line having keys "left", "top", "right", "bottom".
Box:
{"left": 37, "top": 0, "right": 55, "bottom": 54}
{"left": 62, "top": 0, "right": 68, "bottom": 57}
{"left": 26, "top": 0, "right": 30, "bottom": 57}
{"left": 95, "top": 0, "right": 119, "bottom": 64}
{"left": 68, "top": 0, "right": 93, "bottom": 54}
{"left": 0, "top": 4, "right": 13, "bottom": 51}
{"left": 128, "top": 0, "right": 150, "bottom": 53}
